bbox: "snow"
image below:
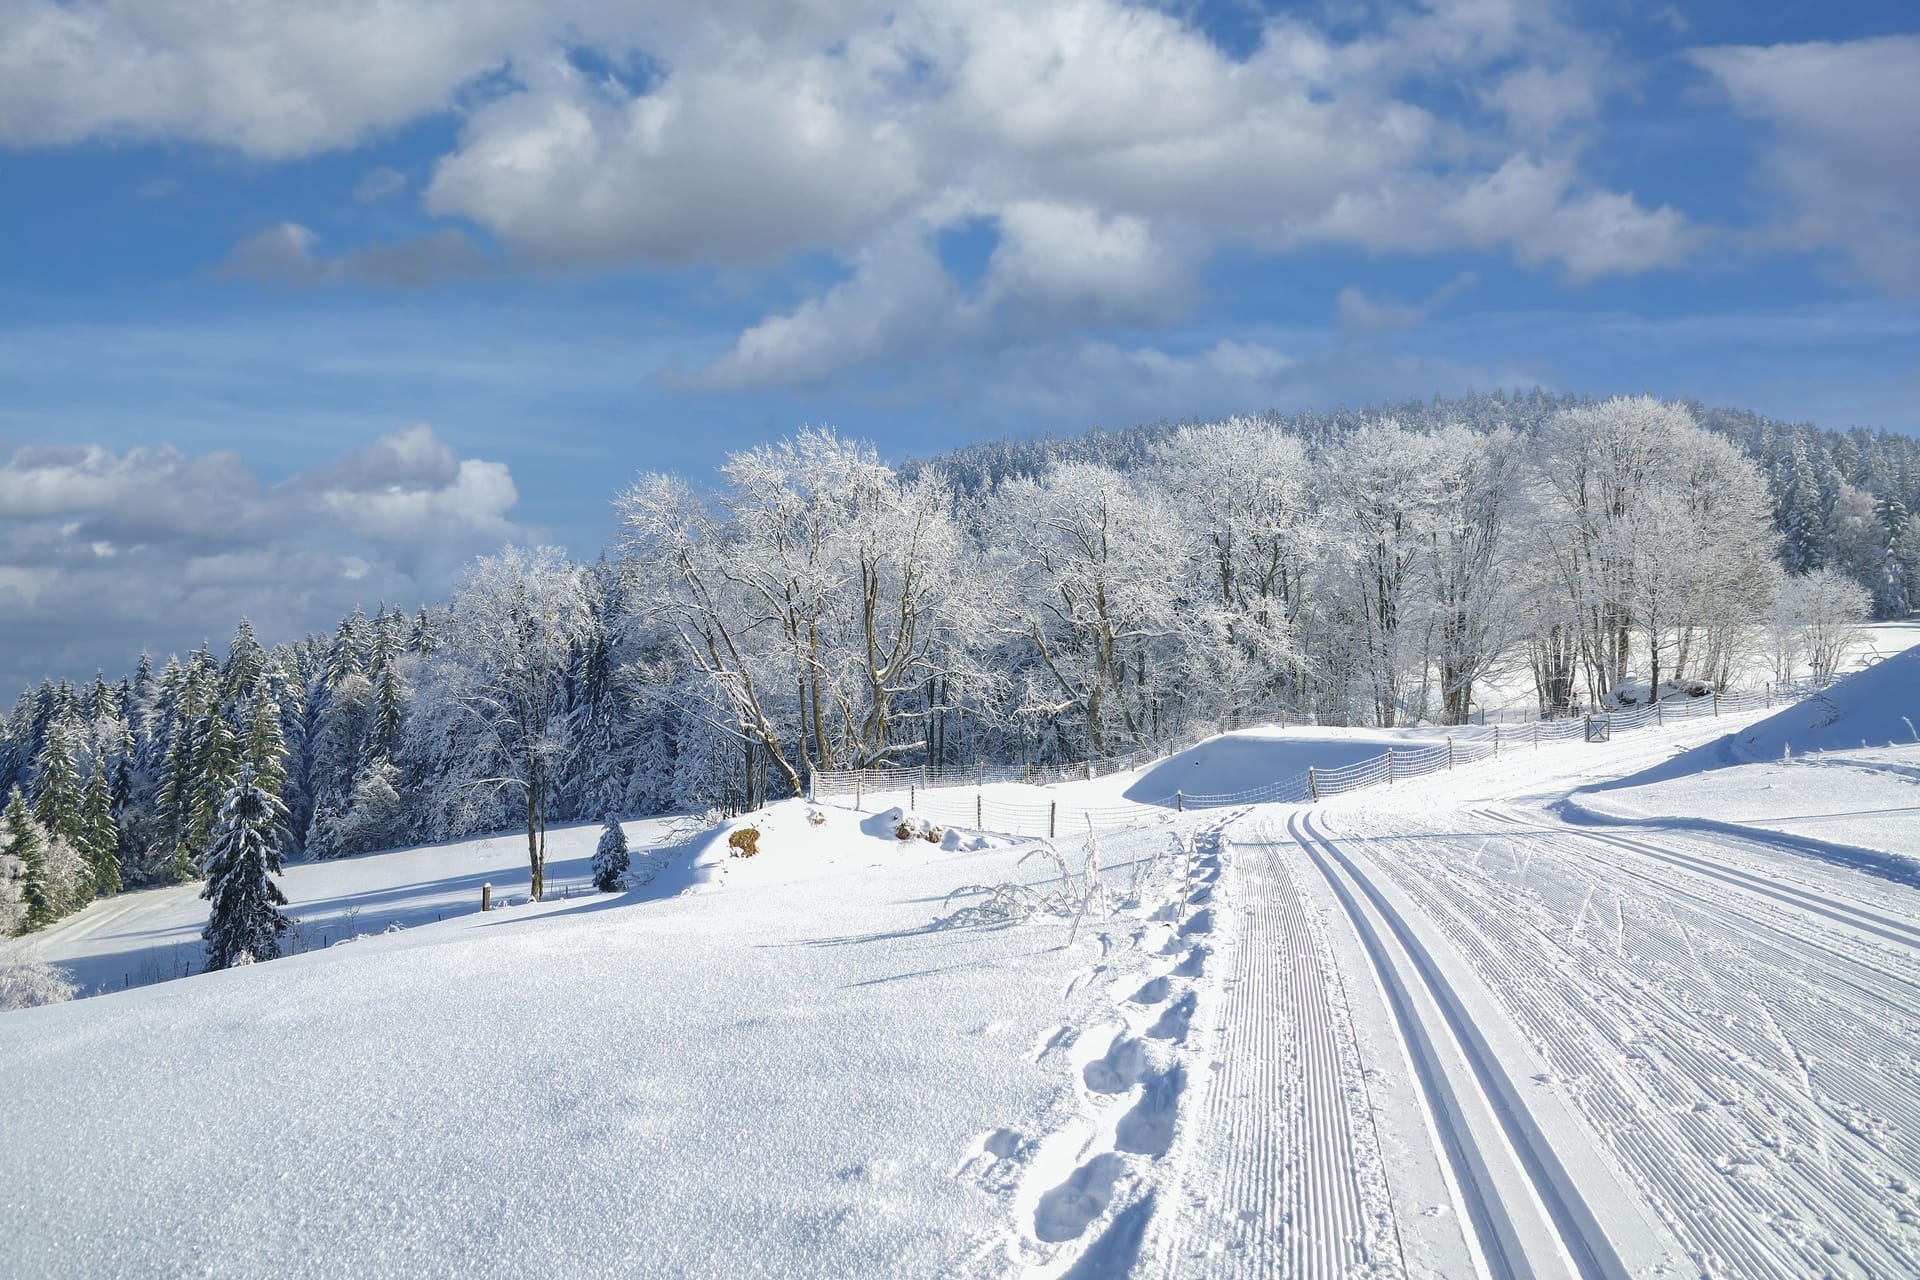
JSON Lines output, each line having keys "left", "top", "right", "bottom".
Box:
{"left": 5, "top": 652, "right": 1918, "bottom": 1278}
{"left": 1573, "top": 645, "right": 1920, "bottom": 872}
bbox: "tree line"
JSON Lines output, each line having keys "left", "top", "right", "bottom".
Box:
{"left": 3, "top": 393, "right": 1901, "bottom": 934}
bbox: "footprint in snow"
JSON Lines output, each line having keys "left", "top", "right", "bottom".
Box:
{"left": 1033, "top": 1153, "right": 1127, "bottom": 1243}
{"left": 1181, "top": 909, "right": 1215, "bottom": 937}
{"left": 1083, "top": 1033, "right": 1150, "bottom": 1094}
{"left": 1115, "top": 1065, "right": 1185, "bottom": 1157}
{"left": 1130, "top": 976, "right": 1173, "bottom": 1005}
{"left": 1148, "top": 991, "right": 1196, "bottom": 1043}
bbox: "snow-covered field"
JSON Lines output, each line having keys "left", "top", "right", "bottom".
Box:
{"left": 4, "top": 628, "right": 1917, "bottom": 1277}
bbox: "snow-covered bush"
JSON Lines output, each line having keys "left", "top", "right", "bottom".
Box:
{"left": 592, "top": 816, "right": 630, "bottom": 892}
{"left": 0, "top": 941, "right": 77, "bottom": 1010}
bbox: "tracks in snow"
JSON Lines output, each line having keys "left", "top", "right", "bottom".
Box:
{"left": 1287, "top": 811, "right": 1653, "bottom": 1280}
{"left": 1331, "top": 805, "right": 1920, "bottom": 1278}
{"left": 1156, "top": 822, "right": 1404, "bottom": 1278}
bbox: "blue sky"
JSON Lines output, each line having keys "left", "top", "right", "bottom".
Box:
{"left": 1, "top": 0, "right": 1917, "bottom": 690}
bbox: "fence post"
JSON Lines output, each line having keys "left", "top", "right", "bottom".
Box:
{"left": 1447, "top": 737, "right": 1454, "bottom": 770}
{"left": 1049, "top": 801, "right": 1057, "bottom": 838}
{"left": 1655, "top": 700, "right": 1663, "bottom": 726}
{"left": 481, "top": 883, "right": 491, "bottom": 913}
{"left": 909, "top": 783, "right": 915, "bottom": 810}
{"left": 1533, "top": 723, "right": 1539, "bottom": 750}
{"left": 1766, "top": 682, "right": 1772, "bottom": 708}
{"left": 976, "top": 792, "right": 983, "bottom": 829}
{"left": 1713, "top": 694, "right": 1719, "bottom": 717}
{"left": 1386, "top": 748, "right": 1394, "bottom": 785}
{"left": 1307, "top": 766, "right": 1318, "bottom": 802}
{"left": 1176, "top": 790, "right": 1184, "bottom": 812}
{"left": 1493, "top": 726, "right": 1499, "bottom": 757}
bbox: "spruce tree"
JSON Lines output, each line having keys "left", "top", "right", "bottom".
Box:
{"left": 3, "top": 789, "right": 51, "bottom": 931}
{"left": 30, "top": 715, "right": 86, "bottom": 854}
{"left": 592, "top": 815, "right": 630, "bottom": 892}
{"left": 78, "top": 769, "right": 121, "bottom": 898}
{"left": 185, "top": 709, "right": 239, "bottom": 860}
{"left": 242, "top": 677, "right": 288, "bottom": 799}
{"left": 200, "top": 766, "right": 291, "bottom": 971}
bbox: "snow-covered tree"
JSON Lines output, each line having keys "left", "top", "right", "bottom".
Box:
{"left": 1778, "top": 568, "right": 1872, "bottom": 682}
{"left": 0, "top": 940, "right": 76, "bottom": 1010}
{"left": 200, "top": 766, "right": 291, "bottom": 971}
{"left": 592, "top": 815, "right": 629, "bottom": 892}
{"left": 412, "top": 546, "right": 587, "bottom": 900}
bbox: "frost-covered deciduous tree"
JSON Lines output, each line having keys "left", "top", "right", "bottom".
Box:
{"left": 1777, "top": 568, "right": 1872, "bottom": 682}
{"left": 1319, "top": 422, "right": 1441, "bottom": 726}
{"left": 200, "top": 766, "right": 291, "bottom": 971}
{"left": 1155, "top": 421, "right": 1315, "bottom": 721}
{"left": 989, "top": 461, "right": 1191, "bottom": 754}
{"left": 1422, "top": 427, "right": 1524, "bottom": 724}
{"left": 0, "top": 941, "right": 76, "bottom": 1009}
{"left": 411, "top": 546, "right": 587, "bottom": 900}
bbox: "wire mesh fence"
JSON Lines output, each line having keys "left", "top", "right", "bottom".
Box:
{"left": 809, "top": 676, "right": 1828, "bottom": 833}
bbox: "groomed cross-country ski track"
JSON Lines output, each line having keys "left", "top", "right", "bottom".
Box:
{"left": 1141, "top": 758, "right": 1920, "bottom": 1278}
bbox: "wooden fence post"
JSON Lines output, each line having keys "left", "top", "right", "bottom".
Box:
{"left": 1493, "top": 726, "right": 1499, "bottom": 757}
{"left": 1447, "top": 738, "right": 1454, "bottom": 770}
{"left": 481, "top": 883, "right": 491, "bottom": 913}
{"left": 1307, "top": 767, "right": 1318, "bottom": 801}
{"left": 854, "top": 778, "right": 862, "bottom": 810}
{"left": 1176, "top": 790, "right": 1184, "bottom": 812}
{"left": 976, "top": 792, "right": 983, "bottom": 828}
{"left": 1049, "top": 802, "right": 1057, "bottom": 838}
{"left": 909, "top": 783, "right": 916, "bottom": 810}
{"left": 1386, "top": 748, "right": 1394, "bottom": 785}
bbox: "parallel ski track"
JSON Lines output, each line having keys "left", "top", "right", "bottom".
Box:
{"left": 1491, "top": 809, "right": 1920, "bottom": 952}
{"left": 1181, "top": 827, "right": 1401, "bottom": 1278}
{"left": 1334, "top": 807, "right": 1920, "bottom": 1278}
{"left": 1287, "top": 811, "right": 1630, "bottom": 1280}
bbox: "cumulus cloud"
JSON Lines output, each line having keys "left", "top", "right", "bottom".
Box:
{"left": 0, "top": 425, "right": 524, "bottom": 689}
{"left": 9, "top": 0, "right": 1711, "bottom": 381}
{"left": 424, "top": 49, "right": 922, "bottom": 267}
{"left": 0, "top": 0, "right": 547, "bottom": 157}
{"left": 1689, "top": 35, "right": 1920, "bottom": 293}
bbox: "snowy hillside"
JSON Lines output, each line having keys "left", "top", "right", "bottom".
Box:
{"left": 5, "top": 656, "right": 1917, "bottom": 1278}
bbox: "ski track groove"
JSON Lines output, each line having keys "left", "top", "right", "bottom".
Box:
{"left": 1290, "top": 811, "right": 1632, "bottom": 1280}
{"left": 1333, "top": 805, "right": 1920, "bottom": 1278}
{"left": 1171, "top": 823, "right": 1403, "bottom": 1278}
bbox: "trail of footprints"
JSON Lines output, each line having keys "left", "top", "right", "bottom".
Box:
{"left": 960, "top": 834, "right": 1224, "bottom": 1270}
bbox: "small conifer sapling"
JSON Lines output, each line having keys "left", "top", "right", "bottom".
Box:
{"left": 592, "top": 815, "right": 630, "bottom": 892}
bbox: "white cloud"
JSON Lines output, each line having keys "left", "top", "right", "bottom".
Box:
{"left": 1336, "top": 273, "right": 1478, "bottom": 338}
{"left": 1690, "top": 35, "right": 1920, "bottom": 293}
{"left": 0, "top": 0, "right": 548, "bottom": 157}
{"left": 699, "top": 227, "right": 961, "bottom": 388}
{"left": 0, "top": 426, "right": 527, "bottom": 688}
{"left": 425, "top": 50, "right": 922, "bottom": 267}
{"left": 6, "top": 0, "right": 1712, "bottom": 382}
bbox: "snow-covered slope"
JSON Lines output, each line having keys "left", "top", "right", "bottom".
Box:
{"left": 1573, "top": 648, "right": 1920, "bottom": 871}
{"left": 5, "top": 676, "right": 1917, "bottom": 1279}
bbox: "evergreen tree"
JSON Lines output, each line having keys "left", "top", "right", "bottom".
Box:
{"left": 3, "top": 789, "right": 51, "bottom": 931}
{"left": 78, "top": 768, "right": 121, "bottom": 898}
{"left": 367, "top": 667, "right": 405, "bottom": 763}
{"left": 242, "top": 677, "right": 288, "bottom": 799}
{"left": 224, "top": 617, "right": 266, "bottom": 705}
{"left": 30, "top": 714, "right": 86, "bottom": 853}
{"left": 592, "top": 815, "right": 629, "bottom": 892}
{"left": 186, "top": 709, "right": 240, "bottom": 860}
{"left": 200, "top": 766, "right": 291, "bottom": 971}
